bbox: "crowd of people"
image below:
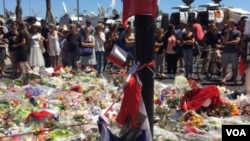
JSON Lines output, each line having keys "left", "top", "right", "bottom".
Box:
{"left": 154, "top": 16, "right": 249, "bottom": 86}
{"left": 0, "top": 16, "right": 249, "bottom": 86}
{"left": 0, "top": 18, "right": 135, "bottom": 78}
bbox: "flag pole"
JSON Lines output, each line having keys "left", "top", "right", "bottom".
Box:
{"left": 135, "top": 15, "right": 155, "bottom": 136}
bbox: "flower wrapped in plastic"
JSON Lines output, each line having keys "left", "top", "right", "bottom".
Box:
{"left": 173, "top": 75, "right": 191, "bottom": 94}
{"left": 236, "top": 94, "right": 250, "bottom": 115}
{"left": 180, "top": 110, "right": 204, "bottom": 127}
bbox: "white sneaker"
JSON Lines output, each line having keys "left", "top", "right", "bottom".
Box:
{"left": 85, "top": 67, "right": 91, "bottom": 73}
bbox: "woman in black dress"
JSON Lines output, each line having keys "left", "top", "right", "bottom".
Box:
{"left": 12, "top": 22, "right": 30, "bottom": 77}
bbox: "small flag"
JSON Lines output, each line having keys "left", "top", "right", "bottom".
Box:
{"left": 158, "top": 90, "right": 165, "bottom": 104}
{"left": 106, "top": 41, "right": 129, "bottom": 67}
{"left": 98, "top": 74, "right": 152, "bottom": 141}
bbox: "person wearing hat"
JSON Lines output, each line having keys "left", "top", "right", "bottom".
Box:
{"left": 0, "top": 19, "right": 8, "bottom": 34}
{"left": 94, "top": 23, "right": 105, "bottom": 77}
{"left": 59, "top": 24, "right": 69, "bottom": 66}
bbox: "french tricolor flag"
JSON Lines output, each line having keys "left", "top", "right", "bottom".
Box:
{"left": 106, "top": 41, "right": 129, "bottom": 67}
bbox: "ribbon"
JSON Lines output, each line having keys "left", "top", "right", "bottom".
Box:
{"left": 137, "top": 60, "right": 155, "bottom": 74}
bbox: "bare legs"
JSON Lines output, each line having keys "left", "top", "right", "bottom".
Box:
{"left": 50, "top": 55, "right": 59, "bottom": 67}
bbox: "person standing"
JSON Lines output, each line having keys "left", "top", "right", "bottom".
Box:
{"left": 202, "top": 23, "right": 222, "bottom": 74}
{"left": 65, "top": 24, "right": 82, "bottom": 68}
{"left": 94, "top": 23, "right": 106, "bottom": 77}
{"left": 0, "top": 27, "right": 8, "bottom": 76}
{"left": 0, "top": 19, "right": 8, "bottom": 34}
{"left": 12, "top": 22, "right": 30, "bottom": 77}
{"left": 104, "top": 25, "right": 119, "bottom": 71}
{"left": 40, "top": 19, "right": 51, "bottom": 67}
{"left": 58, "top": 25, "right": 69, "bottom": 67}
{"left": 28, "top": 25, "right": 45, "bottom": 68}
{"left": 124, "top": 26, "right": 135, "bottom": 68}
{"left": 238, "top": 16, "right": 249, "bottom": 85}
{"left": 165, "top": 25, "right": 178, "bottom": 79}
{"left": 176, "top": 20, "right": 186, "bottom": 73}
{"left": 182, "top": 24, "right": 195, "bottom": 79}
{"left": 154, "top": 27, "right": 165, "bottom": 77}
{"left": 47, "top": 23, "right": 61, "bottom": 67}
{"left": 221, "top": 19, "right": 241, "bottom": 85}
{"left": 3, "top": 23, "right": 19, "bottom": 77}
{"left": 192, "top": 18, "right": 204, "bottom": 45}
{"left": 81, "top": 26, "right": 96, "bottom": 71}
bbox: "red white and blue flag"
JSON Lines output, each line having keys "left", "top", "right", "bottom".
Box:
{"left": 106, "top": 41, "right": 129, "bottom": 67}
{"left": 98, "top": 74, "right": 152, "bottom": 141}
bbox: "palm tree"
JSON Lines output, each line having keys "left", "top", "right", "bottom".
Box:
{"left": 15, "top": 0, "right": 22, "bottom": 22}
{"left": 182, "top": 0, "right": 195, "bottom": 6}
{"left": 45, "top": 0, "right": 54, "bottom": 24}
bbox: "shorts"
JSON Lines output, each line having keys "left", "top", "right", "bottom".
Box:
{"left": 221, "top": 52, "right": 238, "bottom": 69}
{"left": 207, "top": 48, "right": 221, "bottom": 61}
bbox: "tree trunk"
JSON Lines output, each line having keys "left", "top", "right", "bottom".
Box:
{"left": 45, "top": 0, "right": 54, "bottom": 24}
{"left": 15, "top": 0, "right": 22, "bottom": 22}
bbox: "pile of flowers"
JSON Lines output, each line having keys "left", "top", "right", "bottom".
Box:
{"left": 0, "top": 66, "right": 249, "bottom": 141}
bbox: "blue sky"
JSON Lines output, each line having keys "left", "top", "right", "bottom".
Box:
{"left": 1, "top": 0, "right": 250, "bottom": 19}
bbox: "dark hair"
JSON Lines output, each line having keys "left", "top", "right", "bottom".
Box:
{"left": 40, "top": 19, "right": 46, "bottom": 23}
{"left": 185, "top": 24, "right": 192, "bottom": 28}
{"left": 10, "top": 22, "right": 18, "bottom": 27}
{"left": 240, "top": 16, "right": 248, "bottom": 21}
{"left": 110, "top": 24, "right": 117, "bottom": 31}
{"left": 86, "top": 20, "right": 91, "bottom": 24}
{"left": 168, "top": 24, "right": 175, "bottom": 31}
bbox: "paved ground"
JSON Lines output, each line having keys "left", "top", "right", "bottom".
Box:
{"left": 102, "top": 60, "right": 246, "bottom": 93}
{"left": 3, "top": 57, "right": 246, "bottom": 93}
